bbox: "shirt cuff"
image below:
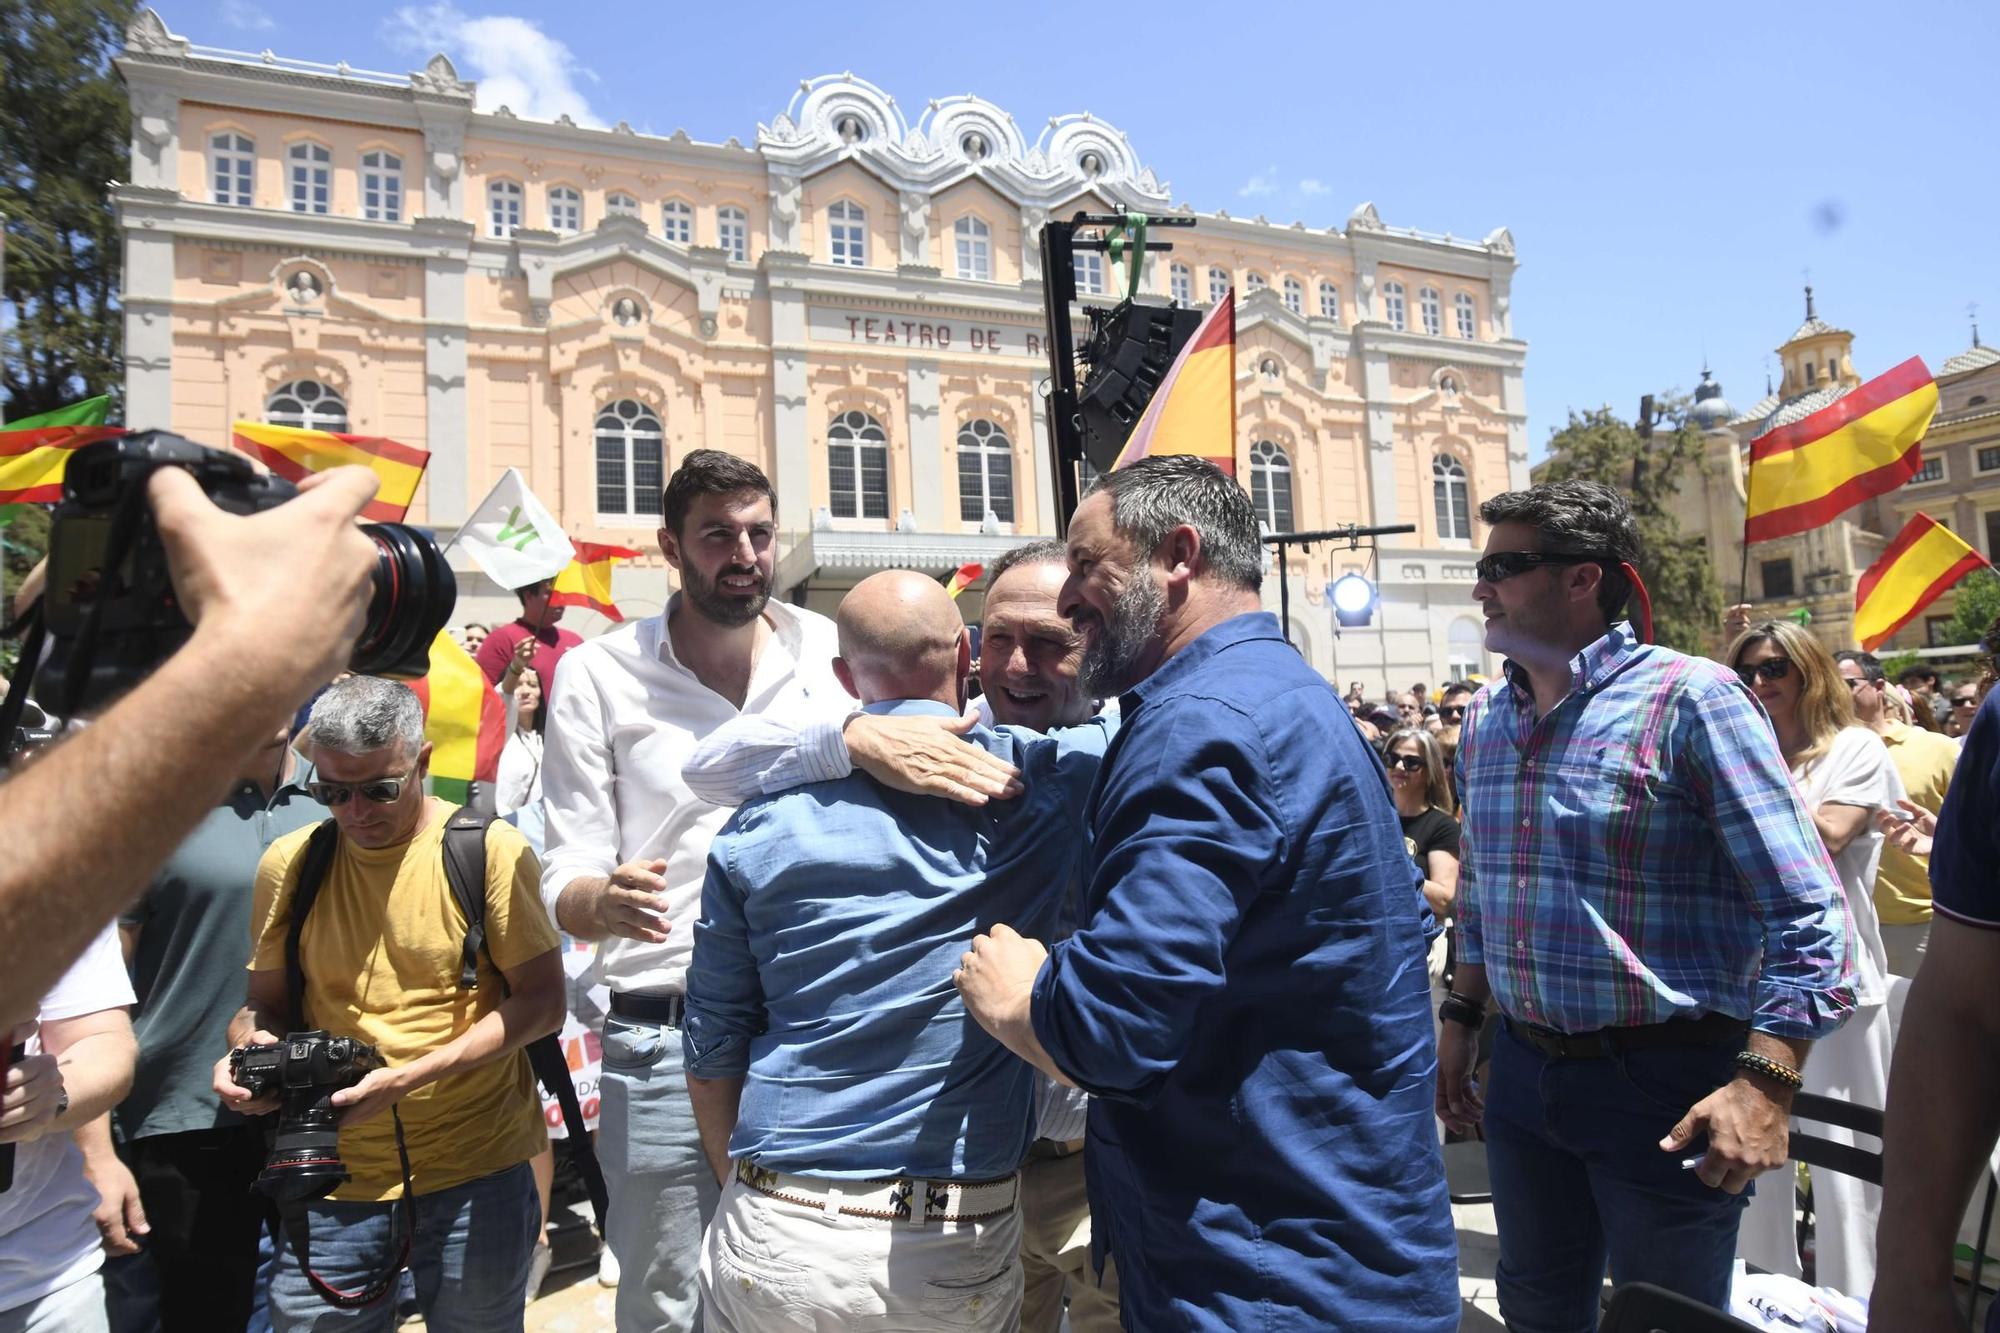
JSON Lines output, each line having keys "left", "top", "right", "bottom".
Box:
{"left": 1750, "top": 981, "right": 1857, "bottom": 1041}
{"left": 796, "top": 718, "right": 857, "bottom": 785}
{"left": 681, "top": 1018, "right": 751, "bottom": 1079}
{"left": 539, "top": 857, "right": 613, "bottom": 925}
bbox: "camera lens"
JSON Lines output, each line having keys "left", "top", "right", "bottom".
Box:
{"left": 349, "top": 523, "right": 456, "bottom": 678}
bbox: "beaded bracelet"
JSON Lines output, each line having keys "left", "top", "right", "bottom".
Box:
{"left": 1734, "top": 1050, "right": 1804, "bottom": 1091}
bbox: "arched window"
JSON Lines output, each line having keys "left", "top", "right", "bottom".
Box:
{"left": 1169, "top": 262, "right": 1192, "bottom": 306}
{"left": 1447, "top": 616, "right": 1484, "bottom": 681}
{"left": 957, "top": 419, "right": 1014, "bottom": 524}
{"left": 1419, "top": 286, "right": 1442, "bottom": 336}
{"left": 1318, "top": 281, "right": 1341, "bottom": 321}
{"left": 1455, "top": 292, "right": 1478, "bottom": 339}
{"left": 1245, "top": 271, "right": 1267, "bottom": 294}
{"left": 210, "top": 132, "right": 254, "bottom": 206}
{"left": 488, "top": 180, "right": 523, "bottom": 238}
{"left": 1433, "top": 453, "right": 1471, "bottom": 541}
{"left": 606, "top": 191, "right": 638, "bottom": 217}
{"left": 287, "top": 141, "right": 331, "bottom": 214}
{"left": 827, "top": 411, "right": 889, "bottom": 520}
{"left": 661, "top": 199, "right": 693, "bottom": 244}
{"left": 360, "top": 150, "right": 401, "bottom": 222}
{"left": 266, "top": 380, "right": 348, "bottom": 432}
{"left": 1207, "top": 267, "right": 1229, "bottom": 305}
{"left": 1249, "top": 439, "right": 1294, "bottom": 532}
{"left": 717, "top": 206, "right": 749, "bottom": 262}
{"left": 1383, "top": 280, "right": 1406, "bottom": 331}
{"left": 1073, "top": 252, "right": 1104, "bottom": 296}
{"left": 594, "top": 399, "right": 665, "bottom": 519}
{"left": 1282, "top": 276, "right": 1303, "bottom": 315}
{"left": 548, "top": 185, "right": 582, "bottom": 234}
{"left": 954, "top": 215, "right": 991, "bottom": 281}
{"left": 828, "top": 199, "right": 867, "bottom": 267}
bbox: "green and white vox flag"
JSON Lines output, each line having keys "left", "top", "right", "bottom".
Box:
{"left": 457, "top": 468, "right": 574, "bottom": 590}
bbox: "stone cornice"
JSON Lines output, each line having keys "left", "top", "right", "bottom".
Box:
{"left": 1355, "top": 324, "right": 1528, "bottom": 369}
{"left": 114, "top": 187, "right": 474, "bottom": 263}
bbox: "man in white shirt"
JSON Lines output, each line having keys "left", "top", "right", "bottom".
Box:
{"left": 539, "top": 451, "right": 849, "bottom": 1333}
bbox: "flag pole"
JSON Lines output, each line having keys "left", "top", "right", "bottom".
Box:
{"left": 1738, "top": 438, "right": 1755, "bottom": 607}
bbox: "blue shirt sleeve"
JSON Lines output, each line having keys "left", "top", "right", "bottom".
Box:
{"left": 1933, "top": 689, "right": 2000, "bottom": 927}
{"left": 681, "top": 821, "right": 766, "bottom": 1079}
{"left": 1029, "top": 698, "right": 1284, "bottom": 1106}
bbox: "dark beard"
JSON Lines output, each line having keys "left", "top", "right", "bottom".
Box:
{"left": 682, "top": 563, "right": 770, "bottom": 629}
{"left": 1077, "top": 573, "right": 1166, "bottom": 698}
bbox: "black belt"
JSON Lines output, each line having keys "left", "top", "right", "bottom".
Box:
{"left": 609, "top": 991, "right": 685, "bottom": 1025}
{"left": 1507, "top": 1011, "right": 1746, "bottom": 1060}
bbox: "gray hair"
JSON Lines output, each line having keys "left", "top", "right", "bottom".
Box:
{"left": 1084, "top": 455, "right": 1264, "bottom": 591}
{"left": 987, "top": 538, "right": 1069, "bottom": 589}
{"left": 306, "top": 676, "right": 426, "bottom": 760}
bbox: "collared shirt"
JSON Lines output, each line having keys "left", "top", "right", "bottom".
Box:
{"left": 119, "top": 776, "right": 326, "bottom": 1141}
{"left": 1032, "top": 613, "right": 1456, "bottom": 1332}
{"left": 540, "top": 595, "right": 846, "bottom": 993}
{"left": 1874, "top": 720, "right": 1957, "bottom": 925}
{"left": 683, "top": 699, "right": 1109, "bottom": 1180}
{"left": 1931, "top": 687, "right": 2000, "bottom": 928}
{"left": 1455, "top": 621, "right": 1854, "bottom": 1039}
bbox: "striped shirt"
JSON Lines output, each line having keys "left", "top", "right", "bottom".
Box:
{"left": 1455, "top": 621, "right": 1854, "bottom": 1040}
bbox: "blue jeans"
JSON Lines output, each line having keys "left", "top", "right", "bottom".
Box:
{"left": 266, "top": 1161, "right": 539, "bottom": 1333}
{"left": 1484, "top": 1023, "right": 1750, "bottom": 1333}
{"left": 600, "top": 1013, "right": 720, "bottom": 1333}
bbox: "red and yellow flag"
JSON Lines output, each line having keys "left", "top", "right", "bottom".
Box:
{"left": 232, "top": 421, "right": 429, "bottom": 522}
{"left": 1854, "top": 513, "right": 1992, "bottom": 651}
{"left": 406, "top": 631, "right": 506, "bottom": 804}
{"left": 1744, "top": 357, "right": 1939, "bottom": 543}
{"left": 943, "top": 562, "right": 983, "bottom": 600}
{"left": 1114, "top": 291, "right": 1236, "bottom": 475}
{"left": 0, "top": 396, "right": 122, "bottom": 504}
{"left": 549, "top": 542, "right": 639, "bottom": 622}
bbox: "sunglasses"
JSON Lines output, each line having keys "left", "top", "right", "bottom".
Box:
{"left": 1953, "top": 694, "right": 1979, "bottom": 707}
{"left": 1387, "top": 754, "right": 1426, "bottom": 773}
{"left": 307, "top": 764, "right": 420, "bottom": 807}
{"left": 1473, "top": 550, "right": 1614, "bottom": 584}
{"left": 1440, "top": 705, "right": 1466, "bottom": 721}
{"left": 1735, "top": 659, "right": 1794, "bottom": 687}
{"left": 1841, "top": 676, "right": 1876, "bottom": 692}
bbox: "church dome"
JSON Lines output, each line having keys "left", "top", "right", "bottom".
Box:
{"left": 1690, "top": 368, "right": 1733, "bottom": 431}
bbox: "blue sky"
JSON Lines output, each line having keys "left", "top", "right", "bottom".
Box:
{"left": 175, "top": 0, "right": 1997, "bottom": 456}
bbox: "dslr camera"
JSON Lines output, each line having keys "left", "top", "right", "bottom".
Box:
{"left": 28, "top": 430, "right": 454, "bottom": 718}
{"left": 229, "top": 1030, "right": 385, "bottom": 1202}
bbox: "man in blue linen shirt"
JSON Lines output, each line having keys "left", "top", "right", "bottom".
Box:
{"left": 956, "top": 456, "right": 1458, "bottom": 1331}
{"left": 683, "top": 569, "right": 1108, "bottom": 1332}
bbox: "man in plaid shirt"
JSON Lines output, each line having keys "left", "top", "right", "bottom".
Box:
{"left": 1438, "top": 479, "right": 1854, "bottom": 1330}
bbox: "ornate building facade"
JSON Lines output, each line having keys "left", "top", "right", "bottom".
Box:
{"left": 112, "top": 9, "right": 1529, "bottom": 687}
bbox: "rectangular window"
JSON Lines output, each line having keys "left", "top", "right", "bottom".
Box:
{"left": 1911, "top": 457, "right": 1945, "bottom": 484}
{"left": 1927, "top": 616, "right": 1956, "bottom": 647}
{"left": 1985, "top": 509, "right": 2000, "bottom": 561}
{"left": 1420, "top": 288, "right": 1442, "bottom": 336}
{"left": 718, "top": 209, "right": 748, "bottom": 263}
{"left": 1978, "top": 446, "right": 2000, "bottom": 473}
{"left": 1207, "top": 268, "right": 1228, "bottom": 304}
{"left": 1074, "top": 252, "right": 1104, "bottom": 296}
{"left": 662, "top": 201, "right": 693, "bottom": 244}
{"left": 1384, "top": 284, "right": 1406, "bottom": 331}
{"left": 288, "top": 143, "right": 331, "bottom": 214}
{"left": 211, "top": 134, "right": 254, "bottom": 206}
{"left": 956, "top": 224, "right": 990, "bottom": 281}
{"left": 1170, "top": 265, "right": 1191, "bottom": 305}
{"left": 1761, "top": 558, "right": 1796, "bottom": 600}
{"left": 360, "top": 151, "right": 401, "bottom": 222}
{"left": 1455, "top": 292, "right": 1477, "bottom": 339}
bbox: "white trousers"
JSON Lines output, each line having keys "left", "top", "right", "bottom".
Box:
{"left": 1736, "top": 1001, "right": 1893, "bottom": 1302}
{"left": 700, "top": 1171, "right": 1024, "bottom": 1332}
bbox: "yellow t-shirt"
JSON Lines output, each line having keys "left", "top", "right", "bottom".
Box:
{"left": 249, "top": 802, "right": 559, "bottom": 1201}
{"left": 1875, "top": 722, "right": 1959, "bottom": 926}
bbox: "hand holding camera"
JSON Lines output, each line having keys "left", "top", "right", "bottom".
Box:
{"left": 223, "top": 1030, "right": 385, "bottom": 1203}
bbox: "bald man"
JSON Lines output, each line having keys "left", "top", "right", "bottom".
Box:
{"left": 682, "top": 572, "right": 1110, "bottom": 1332}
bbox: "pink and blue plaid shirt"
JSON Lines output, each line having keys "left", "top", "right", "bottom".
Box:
{"left": 1455, "top": 622, "right": 1854, "bottom": 1040}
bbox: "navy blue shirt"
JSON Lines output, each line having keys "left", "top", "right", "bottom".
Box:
{"left": 1031, "top": 613, "right": 1457, "bottom": 1331}
{"left": 1932, "top": 687, "right": 2000, "bottom": 926}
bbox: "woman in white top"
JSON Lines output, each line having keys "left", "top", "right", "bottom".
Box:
{"left": 1727, "top": 619, "right": 1902, "bottom": 1301}
{"left": 496, "top": 668, "right": 546, "bottom": 852}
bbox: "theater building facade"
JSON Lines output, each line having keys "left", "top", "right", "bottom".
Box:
{"left": 112, "top": 9, "right": 1529, "bottom": 689}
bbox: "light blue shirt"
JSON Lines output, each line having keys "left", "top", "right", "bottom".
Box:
{"left": 683, "top": 698, "right": 1110, "bottom": 1180}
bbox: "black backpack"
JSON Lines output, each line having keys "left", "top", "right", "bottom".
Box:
{"left": 283, "top": 808, "right": 608, "bottom": 1230}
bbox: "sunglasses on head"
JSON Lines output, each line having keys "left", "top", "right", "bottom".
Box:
{"left": 307, "top": 765, "right": 420, "bottom": 807}
{"left": 1474, "top": 550, "right": 1614, "bottom": 584}
{"left": 1735, "top": 658, "right": 1793, "bottom": 687}
{"left": 1387, "top": 754, "right": 1426, "bottom": 773}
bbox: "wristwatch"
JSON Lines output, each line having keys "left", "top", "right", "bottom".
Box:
{"left": 1438, "top": 992, "right": 1488, "bottom": 1031}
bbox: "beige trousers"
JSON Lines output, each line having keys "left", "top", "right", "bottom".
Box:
{"left": 1019, "top": 1146, "right": 1122, "bottom": 1333}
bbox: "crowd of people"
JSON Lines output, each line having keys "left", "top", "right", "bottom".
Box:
{"left": 7, "top": 449, "right": 2000, "bottom": 1333}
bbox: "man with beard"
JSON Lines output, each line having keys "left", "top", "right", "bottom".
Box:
{"left": 954, "top": 456, "right": 1457, "bottom": 1331}
{"left": 539, "top": 450, "right": 850, "bottom": 1333}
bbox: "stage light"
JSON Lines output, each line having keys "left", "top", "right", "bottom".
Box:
{"left": 1331, "top": 572, "right": 1377, "bottom": 628}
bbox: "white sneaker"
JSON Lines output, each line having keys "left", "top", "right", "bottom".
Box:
{"left": 525, "top": 1242, "right": 553, "bottom": 1306}
{"left": 597, "top": 1245, "right": 621, "bottom": 1288}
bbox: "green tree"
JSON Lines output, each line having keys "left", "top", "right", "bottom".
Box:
{"left": 1943, "top": 569, "right": 2000, "bottom": 646}
{"left": 1537, "top": 400, "right": 1724, "bottom": 655}
{"left": 1, "top": 0, "right": 134, "bottom": 421}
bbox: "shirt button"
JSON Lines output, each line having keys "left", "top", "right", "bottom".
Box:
{"left": 1515, "top": 938, "right": 1526, "bottom": 949}
{"left": 1516, "top": 877, "right": 1527, "bottom": 888}
{"left": 1520, "top": 818, "right": 1530, "bottom": 828}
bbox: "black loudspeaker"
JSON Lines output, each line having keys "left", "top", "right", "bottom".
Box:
{"left": 1075, "top": 298, "right": 1203, "bottom": 473}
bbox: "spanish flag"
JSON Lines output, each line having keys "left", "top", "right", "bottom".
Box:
{"left": 943, "top": 562, "right": 983, "bottom": 600}
{"left": 0, "top": 397, "right": 121, "bottom": 504}
{"left": 549, "top": 542, "right": 639, "bottom": 621}
{"left": 1854, "top": 513, "right": 1992, "bottom": 651}
{"left": 1744, "top": 357, "right": 1939, "bottom": 543}
{"left": 1114, "top": 291, "right": 1236, "bottom": 475}
{"left": 232, "top": 421, "right": 429, "bottom": 522}
{"left": 407, "top": 631, "right": 506, "bottom": 804}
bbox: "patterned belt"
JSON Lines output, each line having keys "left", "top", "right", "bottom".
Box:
{"left": 733, "top": 1157, "right": 1019, "bottom": 1224}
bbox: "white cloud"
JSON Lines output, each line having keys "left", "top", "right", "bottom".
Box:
{"left": 1299, "top": 178, "right": 1330, "bottom": 197}
{"left": 385, "top": 4, "right": 603, "bottom": 127}
{"left": 219, "top": 0, "right": 276, "bottom": 32}
{"left": 1237, "top": 167, "right": 1279, "bottom": 199}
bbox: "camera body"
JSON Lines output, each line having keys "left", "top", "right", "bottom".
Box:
{"left": 36, "top": 431, "right": 455, "bottom": 717}
{"left": 230, "top": 1030, "right": 385, "bottom": 1202}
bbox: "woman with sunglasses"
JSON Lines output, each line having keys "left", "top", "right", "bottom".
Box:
{"left": 1942, "top": 680, "right": 1980, "bottom": 740}
{"left": 1382, "top": 728, "right": 1461, "bottom": 1077}
{"left": 1726, "top": 620, "right": 1905, "bottom": 1301}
